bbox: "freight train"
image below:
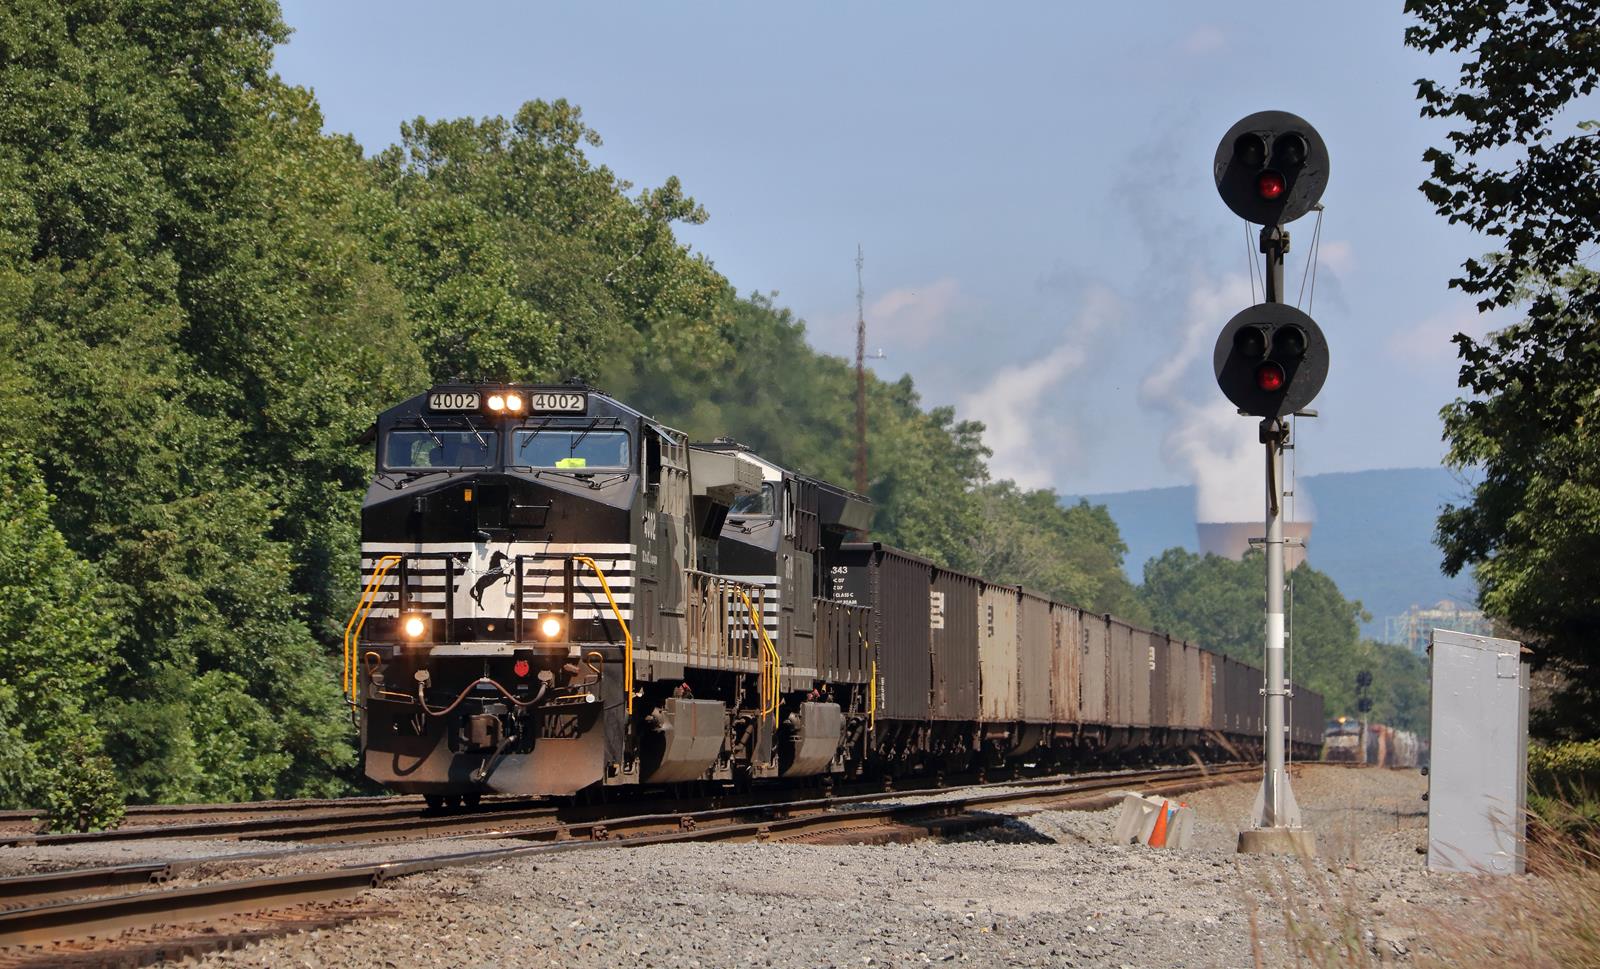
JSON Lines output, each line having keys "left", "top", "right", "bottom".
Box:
{"left": 345, "top": 382, "right": 1324, "bottom": 806}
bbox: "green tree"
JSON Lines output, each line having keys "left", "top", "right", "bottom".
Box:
{"left": 1135, "top": 547, "right": 1424, "bottom": 724}
{"left": 1407, "top": 0, "right": 1600, "bottom": 736}
{"left": 0, "top": 0, "right": 416, "bottom": 799}
{"left": 970, "top": 483, "right": 1145, "bottom": 619}
{"left": 369, "top": 100, "right": 727, "bottom": 383}
{"left": 0, "top": 450, "right": 119, "bottom": 812}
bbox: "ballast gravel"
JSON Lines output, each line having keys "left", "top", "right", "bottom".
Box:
{"left": 164, "top": 765, "right": 1460, "bottom": 969}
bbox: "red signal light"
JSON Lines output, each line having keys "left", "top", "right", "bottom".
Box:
{"left": 1257, "top": 171, "right": 1286, "bottom": 200}
{"left": 1255, "top": 362, "right": 1286, "bottom": 392}
{"left": 513, "top": 659, "right": 530, "bottom": 678}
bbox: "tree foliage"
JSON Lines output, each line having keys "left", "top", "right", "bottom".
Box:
{"left": 1407, "top": 0, "right": 1600, "bottom": 736}
{"left": 0, "top": 450, "right": 119, "bottom": 812}
{"left": 1138, "top": 548, "right": 1429, "bottom": 731}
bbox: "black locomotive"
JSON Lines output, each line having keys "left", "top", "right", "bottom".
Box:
{"left": 347, "top": 382, "right": 1322, "bottom": 805}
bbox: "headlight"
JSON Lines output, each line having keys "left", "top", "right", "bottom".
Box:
{"left": 402, "top": 614, "right": 427, "bottom": 639}
{"left": 486, "top": 394, "right": 506, "bottom": 412}
{"left": 505, "top": 392, "right": 524, "bottom": 412}
{"left": 538, "top": 614, "right": 564, "bottom": 640}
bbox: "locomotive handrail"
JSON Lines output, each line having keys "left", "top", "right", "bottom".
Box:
{"left": 572, "top": 555, "right": 634, "bottom": 715}
{"left": 736, "top": 589, "right": 781, "bottom": 728}
{"left": 863, "top": 631, "right": 876, "bottom": 728}
{"left": 344, "top": 554, "right": 402, "bottom": 704}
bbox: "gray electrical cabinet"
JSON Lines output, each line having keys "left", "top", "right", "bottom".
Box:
{"left": 1427, "top": 628, "right": 1528, "bottom": 875}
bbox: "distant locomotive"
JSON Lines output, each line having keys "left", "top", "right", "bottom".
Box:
{"left": 345, "top": 383, "right": 1323, "bottom": 806}
{"left": 1322, "top": 717, "right": 1425, "bottom": 768}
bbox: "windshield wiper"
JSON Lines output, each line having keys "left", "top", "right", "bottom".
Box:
{"left": 568, "top": 418, "right": 601, "bottom": 454}
{"left": 532, "top": 469, "right": 630, "bottom": 491}
{"left": 414, "top": 414, "right": 444, "bottom": 449}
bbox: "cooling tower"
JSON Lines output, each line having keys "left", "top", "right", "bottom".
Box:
{"left": 1196, "top": 521, "right": 1312, "bottom": 570}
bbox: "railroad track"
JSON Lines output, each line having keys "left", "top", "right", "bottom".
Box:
{"left": 0, "top": 798, "right": 562, "bottom": 850}
{"left": 0, "top": 762, "right": 1262, "bottom": 965}
{"left": 0, "top": 794, "right": 423, "bottom": 825}
{"left": 0, "top": 759, "right": 1227, "bottom": 849}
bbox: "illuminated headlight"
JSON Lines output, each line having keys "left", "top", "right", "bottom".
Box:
{"left": 402, "top": 614, "right": 427, "bottom": 640}
{"left": 486, "top": 394, "right": 506, "bottom": 412}
{"left": 505, "top": 392, "right": 524, "bottom": 412}
{"left": 538, "top": 614, "right": 564, "bottom": 640}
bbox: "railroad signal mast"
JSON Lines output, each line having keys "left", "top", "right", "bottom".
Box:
{"left": 1212, "top": 110, "right": 1330, "bottom": 856}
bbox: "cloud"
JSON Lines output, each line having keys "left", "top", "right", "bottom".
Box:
{"left": 865, "top": 278, "right": 962, "bottom": 349}
{"left": 960, "top": 285, "right": 1123, "bottom": 489}
{"left": 1180, "top": 25, "right": 1226, "bottom": 54}
{"left": 1386, "top": 304, "right": 1497, "bottom": 362}
{"left": 1318, "top": 240, "right": 1354, "bottom": 275}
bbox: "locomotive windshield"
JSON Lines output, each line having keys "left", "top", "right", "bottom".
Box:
{"left": 513, "top": 428, "right": 630, "bottom": 470}
{"left": 384, "top": 429, "right": 498, "bottom": 469}
{"left": 729, "top": 481, "right": 776, "bottom": 516}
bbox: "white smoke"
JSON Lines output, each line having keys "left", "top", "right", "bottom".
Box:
{"left": 961, "top": 285, "right": 1122, "bottom": 489}
{"left": 1140, "top": 273, "right": 1312, "bottom": 524}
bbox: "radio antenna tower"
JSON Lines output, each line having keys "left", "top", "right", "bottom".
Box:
{"left": 854, "top": 245, "right": 868, "bottom": 496}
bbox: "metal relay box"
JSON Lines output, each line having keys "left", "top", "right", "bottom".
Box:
{"left": 1427, "top": 628, "right": 1528, "bottom": 875}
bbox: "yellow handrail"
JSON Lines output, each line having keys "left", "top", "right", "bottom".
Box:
{"left": 736, "top": 589, "right": 781, "bottom": 727}
{"left": 862, "top": 630, "right": 876, "bottom": 727}
{"left": 344, "top": 554, "right": 401, "bottom": 703}
{"left": 573, "top": 555, "right": 634, "bottom": 715}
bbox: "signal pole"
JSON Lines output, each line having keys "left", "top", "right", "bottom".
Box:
{"left": 1211, "top": 111, "right": 1330, "bottom": 856}
{"left": 1248, "top": 224, "right": 1305, "bottom": 842}
{"left": 854, "top": 245, "right": 868, "bottom": 496}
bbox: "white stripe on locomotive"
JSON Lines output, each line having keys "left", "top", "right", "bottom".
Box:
{"left": 360, "top": 542, "right": 634, "bottom": 623}
{"left": 719, "top": 574, "right": 779, "bottom": 635}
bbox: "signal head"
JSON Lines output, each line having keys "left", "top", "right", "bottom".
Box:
{"left": 1214, "top": 111, "right": 1329, "bottom": 225}
{"left": 1213, "top": 303, "right": 1328, "bottom": 419}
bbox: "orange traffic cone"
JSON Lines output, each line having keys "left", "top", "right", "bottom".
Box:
{"left": 1148, "top": 799, "right": 1171, "bottom": 848}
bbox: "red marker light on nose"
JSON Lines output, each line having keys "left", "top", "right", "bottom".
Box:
{"left": 513, "top": 659, "right": 530, "bottom": 678}
{"left": 1256, "top": 362, "right": 1286, "bottom": 392}
{"left": 1258, "top": 171, "right": 1286, "bottom": 200}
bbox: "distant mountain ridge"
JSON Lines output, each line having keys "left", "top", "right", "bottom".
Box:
{"left": 1073, "top": 467, "right": 1479, "bottom": 640}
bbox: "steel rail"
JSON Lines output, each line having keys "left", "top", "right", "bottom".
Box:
{"left": 0, "top": 757, "right": 1235, "bottom": 849}
{"left": 0, "top": 762, "right": 1263, "bottom": 910}
{"left": 0, "top": 795, "right": 428, "bottom": 823}
{"left": 0, "top": 763, "right": 1258, "bottom": 951}
{"left": 0, "top": 798, "right": 560, "bottom": 849}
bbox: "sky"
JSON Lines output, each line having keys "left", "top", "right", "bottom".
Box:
{"left": 274, "top": 2, "right": 1503, "bottom": 520}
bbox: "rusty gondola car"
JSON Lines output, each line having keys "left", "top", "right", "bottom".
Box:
{"left": 347, "top": 383, "right": 1324, "bottom": 804}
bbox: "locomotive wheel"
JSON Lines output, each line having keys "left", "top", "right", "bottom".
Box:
{"left": 445, "top": 794, "right": 463, "bottom": 810}
{"left": 463, "top": 793, "right": 482, "bottom": 810}
{"left": 424, "top": 794, "right": 446, "bottom": 811}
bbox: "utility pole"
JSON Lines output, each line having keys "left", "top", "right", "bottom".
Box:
{"left": 1211, "top": 111, "right": 1331, "bottom": 856}
{"left": 854, "top": 245, "right": 868, "bottom": 496}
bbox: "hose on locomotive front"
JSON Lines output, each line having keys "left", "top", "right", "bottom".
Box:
{"left": 413, "top": 673, "right": 550, "bottom": 717}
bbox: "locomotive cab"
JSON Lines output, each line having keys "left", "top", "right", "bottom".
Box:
{"left": 352, "top": 383, "right": 721, "bottom": 798}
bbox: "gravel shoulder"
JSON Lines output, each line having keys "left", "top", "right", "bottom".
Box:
{"left": 163, "top": 765, "right": 1454, "bottom": 969}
